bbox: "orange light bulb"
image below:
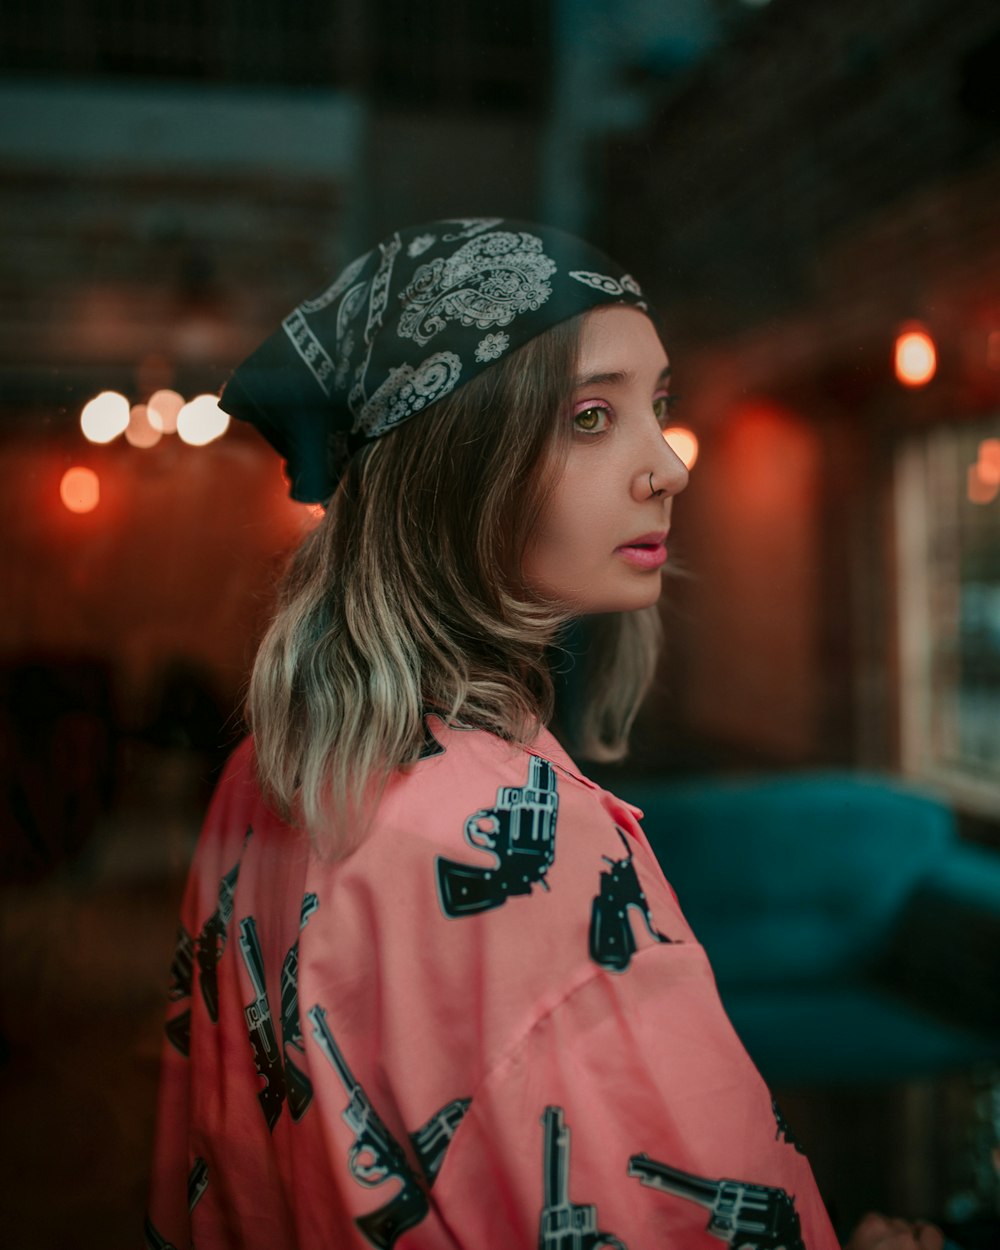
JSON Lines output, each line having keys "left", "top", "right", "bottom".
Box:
{"left": 894, "top": 328, "right": 936, "bottom": 387}
{"left": 60, "top": 467, "right": 100, "bottom": 513}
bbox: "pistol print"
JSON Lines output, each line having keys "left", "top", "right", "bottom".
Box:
{"left": 164, "top": 924, "right": 194, "bottom": 1056}
{"left": 628, "top": 1154, "right": 806, "bottom": 1250}
{"left": 771, "top": 1096, "right": 807, "bottom": 1156}
{"left": 539, "top": 1106, "right": 626, "bottom": 1249}
{"left": 589, "top": 827, "right": 674, "bottom": 973}
{"left": 239, "top": 893, "right": 321, "bottom": 1131}
{"left": 194, "top": 827, "right": 251, "bottom": 1022}
{"left": 436, "top": 756, "right": 559, "bottom": 918}
{"left": 308, "top": 1003, "right": 472, "bottom": 1247}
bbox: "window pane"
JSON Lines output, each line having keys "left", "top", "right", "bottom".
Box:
{"left": 897, "top": 418, "right": 1000, "bottom": 812}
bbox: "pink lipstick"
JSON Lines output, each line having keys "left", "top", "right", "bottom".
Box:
{"left": 615, "top": 531, "right": 668, "bottom": 569}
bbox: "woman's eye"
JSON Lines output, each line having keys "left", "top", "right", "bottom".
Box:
{"left": 653, "top": 393, "right": 680, "bottom": 425}
{"left": 574, "top": 405, "right": 610, "bottom": 433}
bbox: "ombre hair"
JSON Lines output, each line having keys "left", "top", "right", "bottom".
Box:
{"left": 248, "top": 313, "right": 662, "bottom": 857}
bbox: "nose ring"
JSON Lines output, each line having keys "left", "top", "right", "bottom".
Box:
{"left": 648, "top": 471, "right": 657, "bottom": 499}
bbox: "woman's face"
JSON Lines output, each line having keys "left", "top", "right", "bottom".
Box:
{"left": 523, "top": 306, "right": 689, "bottom": 614}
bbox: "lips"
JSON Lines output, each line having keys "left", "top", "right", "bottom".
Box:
{"left": 614, "top": 531, "right": 669, "bottom": 570}
{"left": 616, "top": 531, "right": 668, "bottom": 550}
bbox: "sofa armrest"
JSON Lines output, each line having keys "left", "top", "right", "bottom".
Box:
{"left": 878, "top": 844, "right": 1000, "bottom": 1030}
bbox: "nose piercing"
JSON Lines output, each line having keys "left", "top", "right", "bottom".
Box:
{"left": 648, "top": 471, "right": 658, "bottom": 499}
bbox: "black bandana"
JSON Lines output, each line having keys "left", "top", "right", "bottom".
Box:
{"left": 218, "top": 217, "right": 653, "bottom": 502}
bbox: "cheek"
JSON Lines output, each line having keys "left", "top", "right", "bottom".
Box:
{"left": 528, "top": 482, "right": 614, "bottom": 576}
{"left": 537, "top": 492, "right": 579, "bottom": 554}
{"left": 557, "top": 480, "right": 617, "bottom": 545}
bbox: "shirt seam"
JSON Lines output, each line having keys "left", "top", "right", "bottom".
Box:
{"left": 452, "top": 939, "right": 691, "bottom": 1141}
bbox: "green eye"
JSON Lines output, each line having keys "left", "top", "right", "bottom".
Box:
{"left": 653, "top": 394, "right": 679, "bottom": 424}
{"left": 574, "top": 406, "right": 609, "bottom": 433}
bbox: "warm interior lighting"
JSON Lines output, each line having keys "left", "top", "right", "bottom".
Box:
{"left": 147, "top": 388, "right": 185, "bottom": 434}
{"left": 663, "top": 425, "right": 699, "bottom": 470}
{"left": 894, "top": 328, "right": 937, "bottom": 387}
{"left": 177, "top": 394, "right": 230, "bottom": 446}
{"left": 80, "top": 391, "right": 130, "bottom": 443}
{"left": 60, "top": 466, "right": 100, "bottom": 513}
{"left": 968, "top": 463, "right": 999, "bottom": 505}
{"left": 977, "top": 438, "right": 1000, "bottom": 485}
{"left": 125, "top": 403, "right": 163, "bottom": 449}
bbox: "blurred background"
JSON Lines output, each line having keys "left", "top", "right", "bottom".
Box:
{"left": 1, "top": 1, "right": 998, "bottom": 1245}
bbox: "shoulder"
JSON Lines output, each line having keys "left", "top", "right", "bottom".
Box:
{"left": 376, "top": 713, "right": 621, "bottom": 850}
{"left": 196, "top": 735, "right": 278, "bottom": 843}
{"left": 182, "top": 736, "right": 300, "bottom": 913}
{"left": 364, "top": 714, "right": 689, "bottom": 945}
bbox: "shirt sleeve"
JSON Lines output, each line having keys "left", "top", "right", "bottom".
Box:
{"left": 422, "top": 938, "right": 840, "bottom": 1249}
{"left": 145, "top": 743, "right": 257, "bottom": 1250}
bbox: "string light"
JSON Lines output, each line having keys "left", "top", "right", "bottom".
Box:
{"left": 125, "top": 403, "right": 162, "bottom": 449}
{"left": 147, "top": 389, "right": 185, "bottom": 434}
{"left": 60, "top": 467, "right": 100, "bottom": 513}
{"left": 894, "top": 326, "right": 937, "bottom": 387}
{"left": 176, "top": 394, "right": 230, "bottom": 446}
{"left": 80, "top": 391, "right": 130, "bottom": 443}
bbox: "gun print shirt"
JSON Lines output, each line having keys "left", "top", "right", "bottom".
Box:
{"left": 147, "top": 716, "right": 840, "bottom": 1250}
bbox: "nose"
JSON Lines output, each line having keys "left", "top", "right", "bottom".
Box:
{"left": 635, "top": 435, "right": 689, "bottom": 502}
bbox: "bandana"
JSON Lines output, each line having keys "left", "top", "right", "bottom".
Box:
{"left": 218, "top": 217, "right": 653, "bottom": 502}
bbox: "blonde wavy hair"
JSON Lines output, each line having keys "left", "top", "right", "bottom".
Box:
{"left": 248, "top": 313, "right": 663, "bottom": 857}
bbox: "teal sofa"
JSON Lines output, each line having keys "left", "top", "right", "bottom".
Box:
{"left": 625, "top": 772, "right": 1000, "bottom": 1087}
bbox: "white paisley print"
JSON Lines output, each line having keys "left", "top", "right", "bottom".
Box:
{"left": 397, "top": 232, "right": 557, "bottom": 347}
{"left": 474, "top": 332, "right": 510, "bottom": 363}
{"left": 569, "top": 270, "right": 645, "bottom": 301}
{"left": 358, "top": 351, "right": 463, "bottom": 436}
{"left": 441, "top": 218, "right": 504, "bottom": 241}
{"left": 407, "top": 233, "right": 437, "bottom": 258}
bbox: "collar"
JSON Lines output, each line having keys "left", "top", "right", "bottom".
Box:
{"left": 522, "top": 724, "right": 601, "bottom": 791}
{"left": 522, "top": 725, "right": 646, "bottom": 827}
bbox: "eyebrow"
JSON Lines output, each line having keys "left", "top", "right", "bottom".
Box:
{"left": 573, "top": 364, "right": 672, "bottom": 389}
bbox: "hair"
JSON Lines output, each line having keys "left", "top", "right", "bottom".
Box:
{"left": 248, "top": 313, "right": 663, "bottom": 858}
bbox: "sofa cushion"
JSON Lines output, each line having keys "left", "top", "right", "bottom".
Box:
{"left": 879, "top": 843, "right": 1000, "bottom": 1030}
{"left": 718, "top": 982, "right": 1000, "bottom": 1086}
{"left": 626, "top": 773, "right": 954, "bottom": 985}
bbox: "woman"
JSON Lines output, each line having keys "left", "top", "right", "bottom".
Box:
{"left": 147, "top": 219, "right": 941, "bottom": 1250}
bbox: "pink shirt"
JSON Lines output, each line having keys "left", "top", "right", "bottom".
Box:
{"left": 147, "top": 715, "right": 840, "bottom": 1249}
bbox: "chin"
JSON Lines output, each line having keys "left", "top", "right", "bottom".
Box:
{"left": 577, "top": 576, "right": 664, "bottom": 615}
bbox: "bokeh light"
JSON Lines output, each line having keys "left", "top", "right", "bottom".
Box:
{"left": 894, "top": 328, "right": 937, "bottom": 387}
{"left": 663, "top": 425, "right": 700, "bottom": 470}
{"left": 977, "top": 437, "right": 1000, "bottom": 485}
{"left": 968, "top": 462, "right": 999, "bottom": 505}
{"left": 176, "top": 394, "right": 230, "bottom": 446}
{"left": 125, "top": 403, "right": 163, "bottom": 449}
{"left": 147, "top": 388, "right": 185, "bottom": 434}
{"left": 80, "top": 391, "right": 130, "bottom": 443}
{"left": 60, "top": 466, "right": 100, "bottom": 513}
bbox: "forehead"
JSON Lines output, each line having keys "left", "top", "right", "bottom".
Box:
{"left": 576, "top": 306, "right": 669, "bottom": 379}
